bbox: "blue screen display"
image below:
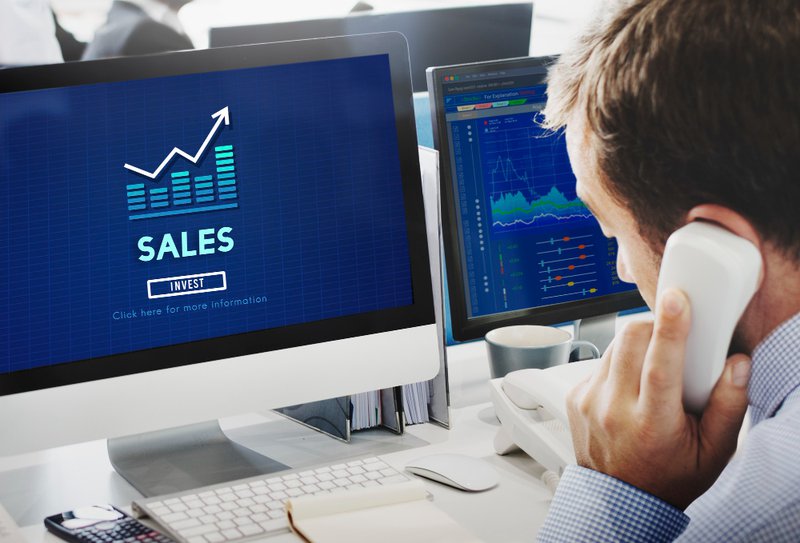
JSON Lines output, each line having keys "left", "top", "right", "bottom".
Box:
{"left": 443, "top": 79, "right": 635, "bottom": 319}
{"left": 0, "top": 54, "right": 413, "bottom": 373}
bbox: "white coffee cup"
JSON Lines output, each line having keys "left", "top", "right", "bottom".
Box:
{"left": 485, "top": 325, "right": 600, "bottom": 378}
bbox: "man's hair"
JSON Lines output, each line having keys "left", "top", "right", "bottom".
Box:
{"left": 543, "top": 0, "right": 800, "bottom": 260}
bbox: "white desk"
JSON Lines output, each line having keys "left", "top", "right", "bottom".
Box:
{"left": 0, "top": 340, "right": 557, "bottom": 542}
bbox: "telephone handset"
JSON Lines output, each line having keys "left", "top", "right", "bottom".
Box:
{"left": 490, "top": 221, "right": 762, "bottom": 474}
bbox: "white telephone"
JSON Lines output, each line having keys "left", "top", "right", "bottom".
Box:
{"left": 490, "top": 221, "right": 762, "bottom": 474}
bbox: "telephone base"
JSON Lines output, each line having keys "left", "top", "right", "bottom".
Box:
{"left": 489, "top": 359, "right": 600, "bottom": 475}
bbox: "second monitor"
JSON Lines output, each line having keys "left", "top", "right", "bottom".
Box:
{"left": 427, "top": 56, "right": 644, "bottom": 343}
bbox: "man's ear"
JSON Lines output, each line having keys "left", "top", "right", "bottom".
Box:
{"left": 685, "top": 204, "right": 765, "bottom": 286}
{"left": 685, "top": 205, "right": 762, "bottom": 250}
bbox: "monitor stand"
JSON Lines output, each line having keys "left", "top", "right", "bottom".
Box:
{"left": 572, "top": 312, "right": 617, "bottom": 359}
{"left": 107, "top": 420, "right": 289, "bottom": 497}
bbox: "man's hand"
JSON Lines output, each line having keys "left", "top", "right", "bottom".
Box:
{"left": 567, "top": 289, "right": 752, "bottom": 509}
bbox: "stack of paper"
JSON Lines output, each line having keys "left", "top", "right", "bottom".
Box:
{"left": 286, "top": 480, "right": 483, "bottom": 543}
{"left": 350, "top": 391, "right": 381, "bottom": 430}
{"left": 402, "top": 381, "right": 431, "bottom": 425}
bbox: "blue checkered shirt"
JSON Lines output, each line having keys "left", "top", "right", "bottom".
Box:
{"left": 538, "top": 312, "right": 800, "bottom": 542}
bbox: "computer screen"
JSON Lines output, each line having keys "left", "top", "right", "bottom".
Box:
{"left": 209, "top": 3, "right": 534, "bottom": 93}
{"left": 428, "top": 56, "right": 643, "bottom": 342}
{"left": 0, "top": 33, "right": 438, "bottom": 457}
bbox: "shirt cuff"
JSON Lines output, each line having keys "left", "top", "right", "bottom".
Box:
{"left": 537, "top": 465, "right": 690, "bottom": 543}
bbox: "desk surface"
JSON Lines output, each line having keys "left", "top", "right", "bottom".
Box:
{"left": 0, "top": 339, "right": 557, "bottom": 542}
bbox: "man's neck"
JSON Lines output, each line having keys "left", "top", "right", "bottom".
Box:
{"left": 739, "top": 247, "right": 800, "bottom": 353}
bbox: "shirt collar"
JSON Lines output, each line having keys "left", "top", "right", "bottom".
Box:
{"left": 748, "top": 311, "right": 800, "bottom": 424}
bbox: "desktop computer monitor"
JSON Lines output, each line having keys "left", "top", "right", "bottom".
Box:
{"left": 0, "top": 33, "right": 438, "bottom": 474}
{"left": 427, "top": 56, "right": 644, "bottom": 343}
{"left": 208, "top": 3, "right": 534, "bottom": 93}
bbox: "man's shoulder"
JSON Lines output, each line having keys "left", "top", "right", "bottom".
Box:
{"left": 682, "top": 401, "right": 800, "bottom": 540}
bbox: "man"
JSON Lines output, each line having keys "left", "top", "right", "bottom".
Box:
{"left": 537, "top": 0, "right": 800, "bottom": 541}
{"left": 82, "top": 0, "right": 193, "bottom": 60}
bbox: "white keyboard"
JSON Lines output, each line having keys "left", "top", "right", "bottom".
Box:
{"left": 133, "top": 457, "right": 411, "bottom": 542}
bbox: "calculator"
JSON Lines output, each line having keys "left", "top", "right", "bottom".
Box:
{"left": 44, "top": 504, "right": 175, "bottom": 543}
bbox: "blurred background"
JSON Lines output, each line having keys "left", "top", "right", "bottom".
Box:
{"left": 46, "top": 0, "right": 601, "bottom": 57}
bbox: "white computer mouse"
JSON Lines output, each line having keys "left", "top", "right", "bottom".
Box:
{"left": 405, "top": 453, "right": 499, "bottom": 492}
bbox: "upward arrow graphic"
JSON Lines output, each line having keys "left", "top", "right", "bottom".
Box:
{"left": 123, "top": 107, "right": 231, "bottom": 180}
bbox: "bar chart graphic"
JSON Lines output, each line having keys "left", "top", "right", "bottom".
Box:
{"left": 124, "top": 107, "right": 239, "bottom": 221}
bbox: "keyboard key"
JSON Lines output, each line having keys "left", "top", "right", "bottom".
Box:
{"left": 221, "top": 528, "right": 241, "bottom": 540}
{"left": 205, "top": 533, "right": 224, "bottom": 543}
{"left": 238, "top": 524, "right": 263, "bottom": 537}
{"left": 258, "top": 518, "right": 287, "bottom": 533}
{"left": 171, "top": 518, "right": 200, "bottom": 531}
{"left": 216, "top": 520, "right": 236, "bottom": 531}
{"left": 179, "top": 524, "right": 216, "bottom": 538}
{"left": 379, "top": 475, "right": 409, "bottom": 485}
{"left": 161, "top": 512, "right": 188, "bottom": 523}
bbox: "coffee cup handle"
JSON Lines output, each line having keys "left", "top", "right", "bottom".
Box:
{"left": 570, "top": 340, "right": 600, "bottom": 361}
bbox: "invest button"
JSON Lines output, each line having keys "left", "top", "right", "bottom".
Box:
{"left": 147, "top": 271, "right": 227, "bottom": 299}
